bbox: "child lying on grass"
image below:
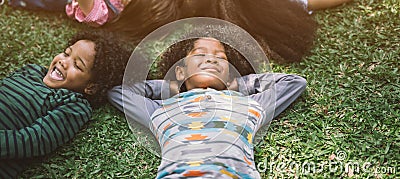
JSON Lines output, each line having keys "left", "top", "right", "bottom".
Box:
{"left": 108, "top": 37, "right": 307, "bottom": 178}
{"left": 0, "top": 30, "right": 131, "bottom": 178}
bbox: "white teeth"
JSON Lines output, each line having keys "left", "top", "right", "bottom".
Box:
{"left": 55, "top": 68, "right": 63, "bottom": 78}
{"left": 50, "top": 67, "right": 65, "bottom": 81}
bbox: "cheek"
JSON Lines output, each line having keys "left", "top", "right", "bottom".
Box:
{"left": 185, "top": 65, "right": 201, "bottom": 75}
{"left": 69, "top": 70, "right": 90, "bottom": 82}
{"left": 221, "top": 64, "right": 230, "bottom": 78}
{"left": 68, "top": 73, "right": 91, "bottom": 91}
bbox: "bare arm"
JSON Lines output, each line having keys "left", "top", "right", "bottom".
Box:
{"left": 308, "top": 0, "right": 352, "bottom": 10}
{"left": 76, "top": 0, "right": 95, "bottom": 16}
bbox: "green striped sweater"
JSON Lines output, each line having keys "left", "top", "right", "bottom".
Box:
{"left": 0, "top": 64, "right": 92, "bottom": 178}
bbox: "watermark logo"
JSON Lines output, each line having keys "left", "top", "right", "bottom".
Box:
{"left": 257, "top": 150, "right": 397, "bottom": 177}
{"left": 336, "top": 150, "right": 347, "bottom": 161}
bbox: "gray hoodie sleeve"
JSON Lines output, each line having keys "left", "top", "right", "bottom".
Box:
{"left": 108, "top": 73, "right": 306, "bottom": 129}
{"left": 237, "top": 73, "right": 307, "bottom": 126}
{"left": 107, "top": 80, "right": 171, "bottom": 129}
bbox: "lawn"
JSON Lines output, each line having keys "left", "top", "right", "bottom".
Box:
{"left": 0, "top": 0, "right": 399, "bottom": 178}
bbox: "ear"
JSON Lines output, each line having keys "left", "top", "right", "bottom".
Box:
{"left": 84, "top": 83, "right": 99, "bottom": 95}
{"left": 175, "top": 66, "right": 186, "bottom": 81}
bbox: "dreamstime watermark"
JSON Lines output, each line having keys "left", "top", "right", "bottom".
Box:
{"left": 257, "top": 150, "right": 397, "bottom": 176}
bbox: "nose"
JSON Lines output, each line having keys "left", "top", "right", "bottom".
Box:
{"left": 205, "top": 55, "right": 218, "bottom": 64}
{"left": 59, "top": 57, "right": 70, "bottom": 69}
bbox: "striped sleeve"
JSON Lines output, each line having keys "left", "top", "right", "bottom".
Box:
{"left": 0, "top": 100, "right": 92, "bottom": 159}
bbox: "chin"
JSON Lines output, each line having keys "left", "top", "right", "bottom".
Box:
{"left": 43, "top": 78, "right": 54, "bottom": 89}
{"left": 187, "top": 74, "right": 227, "bottom": 90}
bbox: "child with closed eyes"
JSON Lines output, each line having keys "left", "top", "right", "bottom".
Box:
{"left": 0, "top": 30, "right": 131, "bottom": 178}
{"left": 108, "top": 37, "right": 307, "bottom": 178}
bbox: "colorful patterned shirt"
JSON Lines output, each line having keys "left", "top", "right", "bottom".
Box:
{"left": 152, "top": 89, "right": 264, "bottom": 178}
{"left": 108, "top": 73, "right": 307, "bottom": 178}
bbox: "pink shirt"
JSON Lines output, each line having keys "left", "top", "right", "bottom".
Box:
{"left": 66, "top": 0, "right": 125, "bottom": 27}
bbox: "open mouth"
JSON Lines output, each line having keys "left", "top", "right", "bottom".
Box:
{"left": 50, "top": 66, "right": 64, "bottom": 81}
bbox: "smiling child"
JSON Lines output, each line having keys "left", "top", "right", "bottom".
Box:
{"left": 0, "top": 30, "right": 131, "bottom": 178}
{"left": 108, "top": 37, "right": 306, "bottom": 178}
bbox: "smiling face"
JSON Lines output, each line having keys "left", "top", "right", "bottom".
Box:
{"left": 175, "top": 38, "right": 230, "bottom": 91}
{"left": 43, "top": 40, "right": 96, "bottom": 94}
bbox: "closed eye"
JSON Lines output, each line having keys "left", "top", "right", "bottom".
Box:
{"left": 63, "top": 51, "right": 70, "bottom": 57}
{"left": 74, "top": 60, "right": 83, "bottom": 71}
{"left": 193, "top": 54, "right": 206, "bottom": 57}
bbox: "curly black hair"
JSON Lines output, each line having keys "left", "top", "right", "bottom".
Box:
{"left": 68, "top": 30, "right": 132, "bottom": 108}
{"left": 158, "top": 38, "right": 256, "bottom": 83}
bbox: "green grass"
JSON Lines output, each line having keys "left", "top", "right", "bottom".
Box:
{"left": 1, "top": 0, "right": 399, "bottom": 178}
